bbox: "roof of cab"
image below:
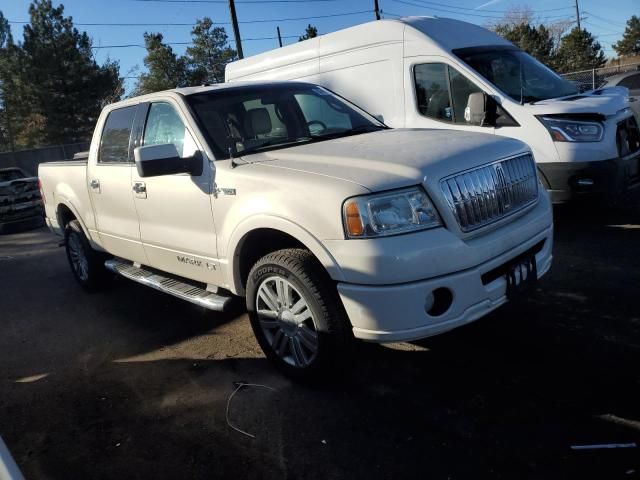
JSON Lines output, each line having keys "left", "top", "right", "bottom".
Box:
{"left": 103, "top": 80, "right": 313, "bottom": 110}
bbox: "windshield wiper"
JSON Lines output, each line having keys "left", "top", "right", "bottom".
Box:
{"left": 310, "top": 125, "right": 386, "bottom": 141}
{"left": 238, "top": 137, "right": 314, "bottom": 156}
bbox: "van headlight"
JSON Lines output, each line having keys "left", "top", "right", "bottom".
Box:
{"left": 343, "top": 186, "right": 441, "bottom": 238}
{"left": 538, "top": 116, "right": 603, "bottom": 142}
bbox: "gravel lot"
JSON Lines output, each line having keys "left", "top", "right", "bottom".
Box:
{"left": 1, "top": 205, "right": 640, "bottom": 479}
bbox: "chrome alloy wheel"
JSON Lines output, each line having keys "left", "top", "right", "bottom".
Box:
{"left": 256, "top": 276, "right": 319, "bottom": 368}
{"left": 67, "top": 232, "right": 89, "bottom": 281}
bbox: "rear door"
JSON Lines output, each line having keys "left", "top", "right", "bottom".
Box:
{"left": 87, "top": 105, "right": 147, "bottom": 264}
{"left": 131, "top": 99, "right": 221, "bottom": 285}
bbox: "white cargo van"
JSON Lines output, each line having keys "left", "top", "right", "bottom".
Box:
{"left": 226, "top": 17, "right": 640, "bottom": 203}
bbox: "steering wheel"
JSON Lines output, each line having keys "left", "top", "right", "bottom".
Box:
{"left": 307, "top": 120, "right": 327, "bottom": 134}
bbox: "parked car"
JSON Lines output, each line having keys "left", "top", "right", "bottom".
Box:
{"left": 0, "top": 167, "right": 44, "bottom": 234}
{"left": 39, "top": 81, "right": 553, "bottom": 380}
{"left": 226, "top": 17, "right": 640, "bottom": 204}
{"left": 601, "top": 71, "right": 640, "bottom": 119}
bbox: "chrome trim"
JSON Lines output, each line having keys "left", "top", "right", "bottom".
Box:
{"left": 440, "top": 153, "right": 538, "bottom": 232}
{"left": 105, "top": 258, "right": 233, "bottom": 311}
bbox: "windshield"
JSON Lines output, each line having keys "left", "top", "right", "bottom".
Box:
{"left": 187, "top": 83, "right": 386, "bottom": 159}
{"left": 0, "top": 169, "right": 26, "bottom": 182}
{"left": 454, "top": 47, "right": 579, "bottom": 103}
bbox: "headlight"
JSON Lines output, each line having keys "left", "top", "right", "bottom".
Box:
{"left": 538, "top": 116, "right": 603, "bottom": 142}
{"left": 343, "top": 186, "right": 441, "bottom": 238}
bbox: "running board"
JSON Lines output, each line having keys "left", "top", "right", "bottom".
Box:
{"left": 104, "top": 258, "right": 233, "bottom": 312}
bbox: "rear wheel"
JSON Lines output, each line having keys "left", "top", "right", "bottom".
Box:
{"left": 246, "top": 249, "right": 352, "bottom": 381}
{"left": 64, "top": 219, "right": 110, "bottom": 292}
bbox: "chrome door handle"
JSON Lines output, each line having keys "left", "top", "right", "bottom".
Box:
{"left": 132, "top": 183, "right": 146, "bottom": 194}
{"left": 90, "top": 179, "right": 100, "bottom": 189}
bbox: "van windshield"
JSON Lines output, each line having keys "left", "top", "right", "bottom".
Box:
{"left": 186, "top": 83, "right": 386, "bottom": 159}
{"left": 453, "top": 46, "right": 578, "bottom": 103}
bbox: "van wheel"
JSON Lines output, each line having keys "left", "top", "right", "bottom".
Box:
{"left": 64, "top": 219, "right": 110, "bottom": 292}
{"left": 246, "top": 249, "right": 353, "bottom": 381}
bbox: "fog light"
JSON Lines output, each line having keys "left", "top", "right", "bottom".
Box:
{"left": 426, "top": 287, "right": 453, "bottom": 317}
{"left": 577, "top": 178, "right": 594, "bottom": 187}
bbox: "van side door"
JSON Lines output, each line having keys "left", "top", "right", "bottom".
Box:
{"left": 131, "top": 100, "right": 221, "bottom": 285}
{"left": 87, "top": 104, "right": 148, "bottom": 264}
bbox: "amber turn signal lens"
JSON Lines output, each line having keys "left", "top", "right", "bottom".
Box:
{"left": 344, "top": 201, "right": 364, "bottom": 236}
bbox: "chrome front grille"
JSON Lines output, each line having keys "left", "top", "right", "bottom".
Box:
{"left": 440, "top": 153, "right": 538, "bottom": 232}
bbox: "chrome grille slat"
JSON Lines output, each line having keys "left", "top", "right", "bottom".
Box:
{"left": 440, "top": 153, "right": 538, "bottom": 232}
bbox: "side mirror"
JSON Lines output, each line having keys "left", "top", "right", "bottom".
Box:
{"left": 464, "top": 92, "right": 498, "bottom": 127}
{"left": 134, "top": 144, "right": 203, "bottom": 178}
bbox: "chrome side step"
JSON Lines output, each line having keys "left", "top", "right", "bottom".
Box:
{"left": 105, "top": 258, "right": 234, "bottom": 312}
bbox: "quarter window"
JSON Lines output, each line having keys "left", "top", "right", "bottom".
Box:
{"left": 99, "top": 106, "right": 136, "bottom": 163}
{"left": 414, "top": 63, "right": 482, "bottom": 125}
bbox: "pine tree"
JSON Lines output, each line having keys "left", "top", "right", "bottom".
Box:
{"left": 495, "top": 22, "right": 554, "bottom": 66}
{"left": 613, "top": 16, "right": 640, "bottom": 57}
{"left": 134, "top": 33, "right": 189, "bottom": 95}
{"left": 299, "top": 24, "right": 318, "bottom": 42}
{"left": 186, "top": 17, "right": 237, "bottom": 85}
{"left": 554, "top": 27, "right": 606, "bottom": 73}
{"left": 16, "top": 0, "right": 122, "bottom": 147}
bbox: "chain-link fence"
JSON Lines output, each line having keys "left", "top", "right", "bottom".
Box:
{"left": 561, "top": 62, "right": 640, "bottom": 92}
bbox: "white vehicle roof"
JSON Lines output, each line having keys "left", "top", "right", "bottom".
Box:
{"left": 226, "top": 17, "right": 513, "bottom": 82}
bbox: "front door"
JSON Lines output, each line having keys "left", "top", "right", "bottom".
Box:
{"left": 88, "top": 104, "right": 147, "bottom": 264}
{"left": 131, "top": 100, "right": 221, "bottom": 285}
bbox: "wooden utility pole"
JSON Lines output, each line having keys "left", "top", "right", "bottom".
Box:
{"left": 374, "top": 0, "right": 381, "bottom": 20}
{"left": 575, "top": 0, "right": 581, "bottom": 30}
{"left": 277, "top": 26, "right": 283, "bottom": 47}
{"left": 228, "top": 0, "right": 244, "bottom": 59}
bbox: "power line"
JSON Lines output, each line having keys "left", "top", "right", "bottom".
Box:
{"left": 7, "top": 10, "right": 372, "bottom": 27}
{"left": 133, "top": 0, "right": 338, "bottom": 3}
{"left": 91, "top": 35, "right": 299, "bottom": 48}
{"left": 405, "top": 0, "right": 575, "bottom": 15}
{"left": 582, "top": 11, "right": 627, "bottom": 28}
{"left": 389, "top": 0, "right": 575, "bottom": 20}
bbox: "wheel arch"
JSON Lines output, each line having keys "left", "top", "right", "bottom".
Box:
{"left": 227, "top": 216, "right": 344, "bottom": 296}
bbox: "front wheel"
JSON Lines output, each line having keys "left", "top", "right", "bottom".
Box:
{"left": 246, "top": 249, "right": 353, "bottom": 381}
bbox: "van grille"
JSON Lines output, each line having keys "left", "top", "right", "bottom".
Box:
{"left": 440, "top": 153, "right": 538, "bottom": 232}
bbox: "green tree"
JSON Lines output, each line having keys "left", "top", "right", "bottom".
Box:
{"left": 19, "top": 0, "right": 122, "bottom": 146}
{"left": 186, "top": 17, "right": 237, "bottom": 84}
{"left": 0, "top": 11, "right": 17, "bottom": 151}
{"left": 613, "top": 15, "right": 640, "bottom": 57}
{"left": 299, "top": 24, "right": 318, "bottom": 42}
{"left": 134, "top": 33, "right": 189, "bottom": 95}
{"left": 554, "top": 27, "right": 606, "bottom": 73}
{"left": 495, "top": 22, "right": 554, "bottom": 65}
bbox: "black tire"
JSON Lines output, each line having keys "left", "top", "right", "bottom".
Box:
{"left": 246, "top": 248, "right": 353, "bottom": 381}
{"left": 64, "top": 219, "right": 111, "bottom": 292}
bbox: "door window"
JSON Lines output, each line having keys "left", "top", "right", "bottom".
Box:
{"left": 99, "top": 106, "right": 137, "bottom": 163}
{"left": 414, "top": 63, "right": 482, "bottom": 125}
{"left": 143, "top": 102, "right": 197, "bottom": 158}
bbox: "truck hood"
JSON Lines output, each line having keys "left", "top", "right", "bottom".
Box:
{"left": 525, "top": 87, "right": 630, "bottom": 116}
{"left": 244, "top": 129, "right": 529, "bottom": 192}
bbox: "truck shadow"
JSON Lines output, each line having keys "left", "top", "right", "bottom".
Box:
{"left": 2, "top": 207, "right": 640, "bottom": 479}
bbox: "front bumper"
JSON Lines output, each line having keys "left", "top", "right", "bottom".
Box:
{"left": 538, "top": 153, "right": 640, "bottom": 204}
{"left": 337, "top": 224, "right": 553, "bottom": 342}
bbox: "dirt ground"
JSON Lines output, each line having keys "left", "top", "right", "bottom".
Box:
{"left": 1, "top": 205, "right": 639, "bottom": 480}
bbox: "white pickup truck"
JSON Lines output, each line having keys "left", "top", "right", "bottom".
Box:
{"left": 39, "top": 81, "right": 553, "bottom": 380}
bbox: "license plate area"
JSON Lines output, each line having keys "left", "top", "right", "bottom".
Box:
{"left": 506, "top": 255, "right": 537, "bottom": 299}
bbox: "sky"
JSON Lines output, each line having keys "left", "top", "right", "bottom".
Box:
{"left": 2, "top": 0, "right": 638, "bottom": 92}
